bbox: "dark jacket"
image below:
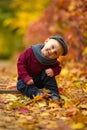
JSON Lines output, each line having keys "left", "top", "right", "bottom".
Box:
{"left": 17, "top": 46, "right": 61, "bottom": 83}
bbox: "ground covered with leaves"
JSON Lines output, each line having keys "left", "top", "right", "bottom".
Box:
{"left": 0, "top": 59, "right": 87, "bottom": 130}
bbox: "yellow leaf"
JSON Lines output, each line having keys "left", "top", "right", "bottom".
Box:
{"left": 10, "top": 101, "right": 27, "bottom": 109}
{"left": 82, "top": 110, "right": 87, "bottom": 116}
{"left": 40, "top": 112, "right": 50, "bottom": 117}
{"left": 71, "top": 122, "right": 85, "bottom": 129}
{"left": 38, "top": 101, "right": 47, "bottom": 107}
{"left": 63, "top": 102, "right": 69, "bottom": 109}
{"left": 33, "top": 94, "right": 43, "bottom": 101}
{"left": 60, "top": 69, "right": 68, "bottom": 76}
{"left": 82, "top": 47, "right": 87, "bottom": 55}
{"left": 63, "top": 100, "right": 72, "bottom": 109}
{"left": 60, "top": 95, "right": 68, "bottom": 101}
{"left": 79, "top": 104, "right": 87, "bottom": 109}
{"left": 46, "top": 122, "right": 58, "bottom": 129}
{"left": 49, "top": 101, "right": 59, "bottom": 108}
{"left": 83, "top": 87, "right": 87, "bottom": 93}
{"left": 68, "top": 1, "right": 75, "bottom": 12}
{"left": 7, "top": 94, "right": 17, "bottom": 101}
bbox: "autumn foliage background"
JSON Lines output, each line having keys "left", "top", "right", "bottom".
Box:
{"left": 0, "top": 0, "right": 87, "bottom": 61}
{"left": 0, "top": 0, "right": 87, "bottom": 130}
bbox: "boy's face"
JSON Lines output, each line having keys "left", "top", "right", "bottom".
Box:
{"left": 41, "top": 39, "right": 64, "bottom": 59}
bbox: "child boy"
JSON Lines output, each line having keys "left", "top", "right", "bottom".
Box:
{"left": 17, "top": 36, "right": 68, "bottom": 100}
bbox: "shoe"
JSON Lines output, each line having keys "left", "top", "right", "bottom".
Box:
{"left": 52, "top": 95, "right": 60, "bottom": 100}
{"left": 36, "top": 90, "right": 44, "bottom": 96}
{"left": 51, "top": 93, "right": 60, "bottom": 100}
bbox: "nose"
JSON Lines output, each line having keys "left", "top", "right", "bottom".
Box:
{"left": 51, "top": 49, "right": 56, "bottom": 53}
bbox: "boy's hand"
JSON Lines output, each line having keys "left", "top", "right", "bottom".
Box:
{"left": 26, "top": 79, "right": 34, "bottom": 85}
{"left": 45, "top": 68, "right": 54, "bottom": 77}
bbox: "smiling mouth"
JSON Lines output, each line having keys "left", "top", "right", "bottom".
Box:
{"left": 47, "top": 51, "right": 50, "bottom": 56}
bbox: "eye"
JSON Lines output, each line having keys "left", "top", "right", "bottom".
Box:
{"left": 52, "top": 45, "right": 54, "bottom": 49}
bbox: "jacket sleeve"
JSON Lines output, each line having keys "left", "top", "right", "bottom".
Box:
{"left": 17, "top": 48, "right": 32, "bottom": 83}
{"left": 50, "top": 61, "right": 62, "bottom": 76}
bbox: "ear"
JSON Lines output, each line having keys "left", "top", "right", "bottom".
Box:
{"left": 44, "top": 38, "right": 49, "bottom": 44}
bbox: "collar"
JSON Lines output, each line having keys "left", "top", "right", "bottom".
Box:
{"left": 32, "top": 44, "right": 57, "bottom": 65}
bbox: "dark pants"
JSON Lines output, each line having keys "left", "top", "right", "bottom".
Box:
{"left": 17, "top": 70, "right": 59, "bottom": 98}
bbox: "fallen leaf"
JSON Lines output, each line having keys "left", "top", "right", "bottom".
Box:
{"left": 40, "top": 112, "right": 50, "bottom": 117}
{"left": 61, "top": 68, "right": 68, "bottom": 76}
{"left": 60, "top": 95, "right": 68, "bottom": 101}
{"left": 18, "top": 108, "right": 29, "bottom": 114}
{"left": 59, "top": 87, "right": 63, "bottom": 92}
{"left": 71, "top": 122, "right": 85, "bottom": 129}
{"left": 66, "top": 107, "right": 79, "bottom": 116}
{"left": 8, "top": 86, "right": 16, "bottom": 89}
{"left": 38, "top": 101, "right": 47, "bottom": 107}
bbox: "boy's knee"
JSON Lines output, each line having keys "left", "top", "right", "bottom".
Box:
{"left": 17, "top": 79, "right": 24, "bottom": 85}
{"left": 41, "top": 70, "right": 55, "bottom": 82}
{"left": 41, "top": 70, "right": 54, "bottom": 79}
{"left": 17, "top": 79, "right": 25, "bottom": 91}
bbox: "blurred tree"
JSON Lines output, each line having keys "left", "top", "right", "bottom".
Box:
{"left": 0, "top": 0, "right": 50, "bottom": 59}
{"left": 24, "top": 0, "right": 87, "bottom": 61}
{"left": 2, "top": 0, "right": 50, "bottom": 35}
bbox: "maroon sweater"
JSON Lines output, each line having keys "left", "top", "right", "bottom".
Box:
{"left": 17, "top": 47, "right": 62, "bottom": 83}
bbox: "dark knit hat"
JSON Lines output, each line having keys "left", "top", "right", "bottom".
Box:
{"left": 49, "top": 36, "right": 68, "bottom": 55}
